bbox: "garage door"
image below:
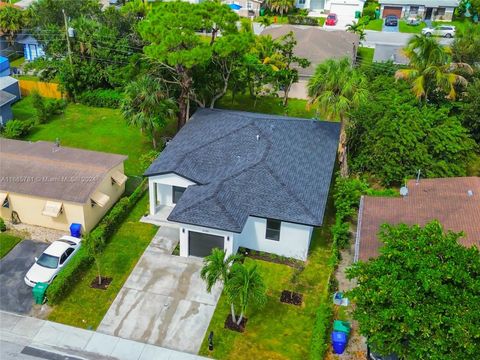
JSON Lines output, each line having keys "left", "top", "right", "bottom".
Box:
{"left": 383, "top": 6, "right": 402, "bottom": 18}
{"left": 188, "top": 231, "right": 224, "bottom": 257}
{"left": 329, "top": 3, "right": 359, "bottom": 24}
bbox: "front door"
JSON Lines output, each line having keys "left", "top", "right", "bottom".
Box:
{"left": 425, "top": 7, "right": 433, "bottom": 19}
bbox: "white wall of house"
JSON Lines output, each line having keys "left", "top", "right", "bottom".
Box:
{"left": 233, "top": 216, "right": 313, "bottom": 261}
{"left": 179, "top": 223, "right": 234, "bottom": 257}
{"left": 148, "top": 173, "right": 196, "bottom": 215}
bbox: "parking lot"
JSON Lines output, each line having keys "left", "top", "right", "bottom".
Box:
{"left": 0, "top": 240, "right": 49, "bottom": 314}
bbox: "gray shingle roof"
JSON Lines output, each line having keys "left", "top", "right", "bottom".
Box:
{"left": 380, "top": 0, "right": 458, "bottom": 7}
{"left": 145, "top": 109, "right": 340, "bottom": 233}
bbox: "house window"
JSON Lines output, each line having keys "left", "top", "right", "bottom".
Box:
{"left": 409, "top": 6, "right": 419, "bottom": 15}
{"left": 266, "top": 219, "right": 281, "bottom": 241}
{"left": 436, "top": 7, "right": 446, "bottom": 16}
{"left": 247, "top": 1, "right": 253, "bottom": 9}
{"left": 2, "top": 197, "right": 9, "bottom": 208}
{"left": 172, "top": 186, "right": 186, "bottom": 204}
{"left": 298, "top": 0, "right": 306, "bottom": 4}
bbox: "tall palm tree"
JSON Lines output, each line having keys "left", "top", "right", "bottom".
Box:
{"left": 227, "top": 263, "right": 267, "bottom": 326}
{"left": 307, "top": 58, "right": 368, "bottom": 177}
{"left": 201, "top": 248, "right": 242, "bottom": 321}
{"left": 395, "top": 35, "right": 472, "bottom": 101}
{"left": 121, "top": 76, "right": 177, "bottom": 149}
{"left": 345, "top": 20, "right": 367, "bottom": 41}
{"left": 265, "top": 0, "right": 295, "bottom": 16}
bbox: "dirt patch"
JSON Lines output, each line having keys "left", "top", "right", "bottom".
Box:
{"left": 280, "top": 290, "right": 303, "bottom": 306}
{"left": 238, "top": 247, "right": 304, "bottom": 269}
{"left": 224, "top": 314, "right": 248, "bottom": 333}
{"left": 6, "top": 221, "right": 66, "bottom": 243}
{"left": 90, "top": 277, "right": 113, "bottom": 290}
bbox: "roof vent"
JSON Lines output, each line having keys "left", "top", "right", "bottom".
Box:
{"left": 467, "top": 190, "right": 473, "bottom": 197}
{"left": 256, "top": 134, "right": 260, "bottom": 141}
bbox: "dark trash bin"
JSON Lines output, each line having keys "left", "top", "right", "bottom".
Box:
{"left": 332, "top": 331, "right": 348, "bottom": 354}
{"left": 70, "top": 223, "right": 82, "bottom": 238}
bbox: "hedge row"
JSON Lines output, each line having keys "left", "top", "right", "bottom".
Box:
{"left": 77, "top": 89, "right": 123, "bottom": 108}
{"left": 46, "top": 179, "right": 147, "bottom": 304}
{"left": 288, "top": 15, "right": 319, "bottom": 26}
{"left": 309, "top": 300, "right": 334, "bottom": 360}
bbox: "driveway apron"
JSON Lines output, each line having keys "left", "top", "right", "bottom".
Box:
{"left": 98, "top": 226, "right": 222, "bottom": 354}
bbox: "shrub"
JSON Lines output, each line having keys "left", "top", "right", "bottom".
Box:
{"left": 46, "top": 179, "right": 147, "bottom": 304}
{"left": 31, "top": 91, "right": 66, "bottom": 124}
{"left": 362, "top": 1, "right": 378, "bottom": 19}
{"left": 288, "top": 15, "right": 319, "bottom": 26}
{"left": 77, "top": 89, "right": 123, "bottom": 108}
{"left": 332, "top": 218, "right": 351, "bottom": 249}
{"left": 2, "top": 119, "right": 34, "bottom": 139}
{"left": 0, "top": 217, "right": 6, "bottom": 232}
{"left": 309, "top": 301, "right": 333, "bottom": 360}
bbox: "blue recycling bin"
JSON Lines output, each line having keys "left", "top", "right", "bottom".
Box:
{"left": 332, "top": 331, "right": 348, "bottom": 354}
{"left": 69, "top": 223, "right": 82, "bottom": 238}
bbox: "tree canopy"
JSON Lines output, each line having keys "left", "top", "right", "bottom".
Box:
{"left": 347, "top": 221, "right": 480, "bottom": 359}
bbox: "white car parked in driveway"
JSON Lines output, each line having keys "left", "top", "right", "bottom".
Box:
{"left": 422, "top": 25, "right": 456, "bottom": 38}
{"left": 24, "top": 236, "right": 82, "bottom": 287}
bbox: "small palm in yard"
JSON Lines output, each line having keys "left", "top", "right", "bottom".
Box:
{"left": 257, "top": 16, "right": 273, "bottom": 29}
{"left": 345, "top": 18, "right": 367, "bottom": 41}
{"left": 121, "top": 75, "right": 177, "bottom": 149}
{"left": 308, "top": 58, "right": 368, "bottom": 178}
{"left": 84, "top": 233, "right": 104, "bottom": 285}
{"left": 395, "top": 35, "right": 472, "bottom": 101}
{"left": 226, "top": 262, "right": 267, "bottom": 326}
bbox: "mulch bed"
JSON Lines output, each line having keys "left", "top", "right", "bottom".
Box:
{"left": 224, "top": 314, "right": 248, "bottom": 333}
{"left": 238, "top": 247, "right": 304, "bottom": 269}
{"left": 280, "top": 290, "right": 303, "bottom": 306}
{"left": 90, "top": 277, "right": 112, "bottom": 290}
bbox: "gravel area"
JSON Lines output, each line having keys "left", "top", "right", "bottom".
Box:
{"left": 6, "top": 222, "right": 67, "bottom": 243}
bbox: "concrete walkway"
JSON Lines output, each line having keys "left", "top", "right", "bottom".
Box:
{"left": 0, "top": 311, "right": 207, "bottom": 360}
{"left": 98, "top": 226, "right": 222, "bottom": 354}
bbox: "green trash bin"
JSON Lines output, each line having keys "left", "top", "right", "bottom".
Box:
{"left": 355, "top": 10, "right": 361, "bottom": 19}
{"left": 333, "top": 320, "right": 351, "bottom": 336}
{"left": 32, "top": 282, "right": 49, "bottom": 305}
{"left": 375, "top": 9, "right": 380, "bottom": 19}
{"left": 260, "top": 8, "right": 265, "bottom": 16}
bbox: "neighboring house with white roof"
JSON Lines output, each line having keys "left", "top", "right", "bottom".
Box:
{"left": 144, "top": 109, "right": 340, "bottom": 260}
{"left": 296, "top": 0, "right": 365, "bottom": 25}
{"left": 0, "top": 139, "right": 128, "bottom": 233}
{"left": 379, "top": 0, "right": 459, "bottom": 20}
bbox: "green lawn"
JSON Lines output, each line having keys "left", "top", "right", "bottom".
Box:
{"left": 10, "top": 57, "right": 25, "bottom": 68}
{"left": 0, "top": 233, "right": 22, "bottom": 259}
{"left": 12, "top": 97, "right": 153, "bottom": 176}
{"left": 358, "top": 47, "right": 374, "bottom": 68}
{"left": 216, "top": 93, "right": 316, "bottom": 119}
{"left": 365, "top": 18, "right": 383, "bottom": 31}
{"left": 48, "top": 194, "right": 157, "bottom": 329}
{"left": 199, "top": 200, "right": 334, "bottom": 359}
{"left": 399, "top": 20, "right": 426, "bottom": 33}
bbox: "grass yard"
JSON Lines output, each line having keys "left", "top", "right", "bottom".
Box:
{"left": 47, "top": 194, "right": 158, "bottom": 329}
{"left": 399, "top": 20, "right": 426, "bottom": 33}
{"left": 217, "top": 93, "right": 316, "bottom": 119}
{"left": 0, "top": 233, "right": 22, "bottom": 259}
{"left": 199, "top": 198, "right": 335, "bottom": 359}
{"left": 357, "top": 47, "right": 374, "bottom": 68}
{"left": 364, "top": 18, "right": 383, "bottom": 31}
{"left": 10, "top": 57, "right": 25, "bottom": 68}
{"left": 12, "top": 97, "right": 153, "bottom": 176}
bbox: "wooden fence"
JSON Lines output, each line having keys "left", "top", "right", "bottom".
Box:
{"left": 18, "top": 79, "right": 64, "bottom": 99}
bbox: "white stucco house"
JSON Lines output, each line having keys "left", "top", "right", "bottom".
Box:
{"left": 297, "top": 0, "right": 365, "bottom": 25}
{"left": 144, "top": 109, "right": 339, "bottom": 261}
{"left": 379, "top": 0, "right": 458, "bottom": 21}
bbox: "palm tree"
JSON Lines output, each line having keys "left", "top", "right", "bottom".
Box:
{"left": 121, "top": 76, "right": 177, "bottom": 149}
{"left": 265, "top": 0, "right": 295, "bottom": 16}
{"left": 201, "top": 248, "right": 242, "bottom": 321}
{"left": 307, "top": 58, "right": 368, "bottom": 177}
{"left": 227, "top": 263, "right": 267, "bottom": 326}
{"left": 395, "top": 35, "right": 472, "bottom": 101}
{"left": 257, "top": 16, "right": 272, "bottom": 29}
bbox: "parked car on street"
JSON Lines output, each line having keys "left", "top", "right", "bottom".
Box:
{"left": 422, "top": 25, "right": 455, "bottom": 38}
{"left": 24, "top": 236, "right": 82, "bottom": 287}
{"left": 325, "top": 13, "right": 338, "bottom": 26}
{"left": 384, "top": 15, "right": 398, "bottom": 27}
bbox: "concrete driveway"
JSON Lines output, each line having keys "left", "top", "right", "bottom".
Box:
{"left": 0, "top": 240, "right": 49, "bottom": 314}
{"left": 382, "top": 23, "right": 399, "bottom": 32}
{"left": 98, "top": 226, "right": 222, "bottom": 354}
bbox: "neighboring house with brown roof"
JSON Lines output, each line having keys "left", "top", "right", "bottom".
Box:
{"left": 355, "top": 177, "right": 480, "bottom": 262}
{"left": 260, "top": 25, "right": 359, "bottom": 99}
{"left": 0, "top": 139, "right": 128, "bottom": 233}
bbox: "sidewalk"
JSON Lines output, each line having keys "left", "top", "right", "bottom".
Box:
{"left": 0, "top": 310, "right": 208, "bottom": 360}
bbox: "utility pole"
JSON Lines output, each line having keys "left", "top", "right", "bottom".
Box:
{"left": 62, "top": 9, "right": 75, "bottom": 100}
